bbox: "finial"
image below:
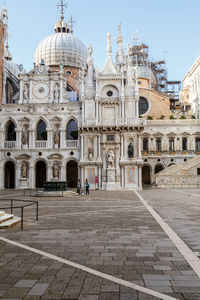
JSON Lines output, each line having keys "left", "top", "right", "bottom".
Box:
{"left": 107, "top": 32, "right": 112, "bottom": 56}
{"left": 69, "top": 15, "right": 75, "bottom": 34}
{"left": 88, "top": 45, "right": 93, "bottom": 60}
{"left": 57, "top": 0, "right": 67, "bottom": 20}
{"left": 117, "top": 23, "right": 122, "bottom": 43}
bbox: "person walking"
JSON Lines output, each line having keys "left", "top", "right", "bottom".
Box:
{"left": 85, "top": 178, "right": 90, "bottom": 195}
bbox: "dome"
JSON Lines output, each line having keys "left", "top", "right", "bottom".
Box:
{"left": 137, "top": 65, "right": 158, "bottom": 89}
{"left": 34, "top": 33, "right": 88, "bottom": 69}
{"left": 5, "top": 60, "right": 21, "bottom": 78}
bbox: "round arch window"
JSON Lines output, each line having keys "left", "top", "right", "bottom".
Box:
{"left": 139, "top": 97, "right": 149, "bottom": 115}
{"left": 107, "top": 91, "right": 113, "bottom": 97}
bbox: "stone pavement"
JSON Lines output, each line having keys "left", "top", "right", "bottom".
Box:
{"left": 0, "top": 189, "right": 200, "bottom": 299}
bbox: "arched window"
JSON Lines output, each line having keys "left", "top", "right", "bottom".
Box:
{"left": 169, "top": 138, "right": 175, "bottom": 151}
{"left": 139, "top": 97, "right": 149, "bottom": 115}
{"left": 196, "top": 138, "right": 200, "bottom": 151}
{"left": 66, "top": 120, "right": 78, "bottom": 140}
{"left": 143, "top": 138, "right": 148, "bottom": 151}
{"left": 156, "top": 138, "right": 162, "bottom": 151}
{"left": 37, "top": 120, "right": 47, "bottom": 140}
{"left": 6, "top": 121, "right": 16, "bottom": 141}
{"left": 182, "top": 138, "right": 187, "bottom": 151}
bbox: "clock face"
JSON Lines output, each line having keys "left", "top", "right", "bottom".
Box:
{"left": 33, "top": 82, "right": 49, "bottom": 99}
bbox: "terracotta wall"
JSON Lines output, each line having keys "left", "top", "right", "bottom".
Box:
{"left": 0, "top": 21, "right": 4, "bottom": 103}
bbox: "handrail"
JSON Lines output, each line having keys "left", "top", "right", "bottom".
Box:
{"left": 0, "top": 199, "right": 38, "bottom": 230}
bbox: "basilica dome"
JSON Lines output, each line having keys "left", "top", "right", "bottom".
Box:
{"left": 34, "top": 19, "right": 88, "bottom": 69}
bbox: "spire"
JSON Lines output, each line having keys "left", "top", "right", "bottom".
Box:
{"left": 1, "top": 7, "right": 12, "bottom": 61}
{"left": 69, "top": 15, "right": 75, "bottom": 35}
{"left": 107, "top": 32, "right": 112, "bottom": 57}
{"left": 116, "top": 23, "right": 124, "bottom": 66}
{"left": 102, "top": 33, "right": 117, "bottom": 75}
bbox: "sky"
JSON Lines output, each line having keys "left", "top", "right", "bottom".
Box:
{"left": 1, "top": 0, "right": 200, "bottom": 81}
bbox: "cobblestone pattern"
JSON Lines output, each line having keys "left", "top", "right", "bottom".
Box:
{"left": 0, "top": 190, "right": 200, "bottom": 299}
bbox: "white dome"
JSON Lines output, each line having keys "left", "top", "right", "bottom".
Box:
{"left": 34, "top": 33, "right": 88, "bottom": 69}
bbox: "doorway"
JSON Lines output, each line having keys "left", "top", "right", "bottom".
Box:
{"left": 66, "top": 160, "right": 78, "bottom": 188}
{"left": 36, "top": 161, "right": 46, "bottom": 188}
{"left": 142, "top": 165, "right": 151, "bottom": 186}
{"left": 4, "top": 161, "right": 15, "bottom": 189}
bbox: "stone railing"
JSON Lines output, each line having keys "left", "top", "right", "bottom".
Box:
{"left": 35, "top": 141, "right": 47, "bottom": 148}
{"left": 79, "top": 118, "right": 146, "bottom": 127}
{"left": 4, "top": 141, "right": 16, "bottom": 149}
{"left": 66, "top": 140, "right": 78, "bottom": 148}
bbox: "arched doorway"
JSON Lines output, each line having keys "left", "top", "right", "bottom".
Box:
{"left": 36, "top": 161, "right": 46, "bottom": 188}
{"left": 142, "top": 165, "right": 151, "bottom": 186}
{"left": 155, "top": 164, "right": 164, "bottom": 174}
{"left": 66, "top": 160, "right": 78, "bottom": 188}
{"left": 4, "top": 161, "right": 15, "bottom": 189}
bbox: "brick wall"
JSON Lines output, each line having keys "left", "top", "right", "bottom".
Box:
{"left": 0, "top": 21, "right": 4, "bottom": 103}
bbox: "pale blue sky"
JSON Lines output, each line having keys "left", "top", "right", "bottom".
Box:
{"left": 1, "top": 0, "right": 200, "bottom": 81}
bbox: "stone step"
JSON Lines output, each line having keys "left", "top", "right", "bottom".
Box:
{"left": 0, "top": 217, "right": 21, "bottom": 229}
{"left": 0, "top": 213, "right": 14, "bottom": 224}
{"left": 0, "top": 211, "right": 5, "bottom": 217}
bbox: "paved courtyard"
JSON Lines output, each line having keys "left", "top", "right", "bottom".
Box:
{"left": 0, "top": 189, "right": 200, "bottom": 300}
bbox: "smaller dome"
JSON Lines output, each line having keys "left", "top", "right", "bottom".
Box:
{"left": 5, "top": 60, "right": 20, "bottom": 77}
{"left": 137, "top": 65, "right": 157, "bottom": 89}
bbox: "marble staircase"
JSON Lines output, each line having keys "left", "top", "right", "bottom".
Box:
{"left": 0, "top": 210, "right": 21, "bottom": 229}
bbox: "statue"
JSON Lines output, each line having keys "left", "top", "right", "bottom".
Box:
{"left": 54, "top": 83, "right": 60, "bottom": 100}
{"left": 22, "top": 131, "right": 28, "bottom": 145}
{"left": 88, "top": 44, "right": 93, "bottom": 59}
{"left": 23, "top": 84, "right": 29, "bottom": 100}
{"left": 128, "top": 142, "right": 134, "bottom": 158}
{"left": 53, "top": 163, "right": 59, "bottom": 179}
{"left": 107, "top": 150, "right": 114, "bottom": 168}
{"left": 21, "top": 163, "right": 27, "bottom": 179}
{"left": 54, "top": 132, "right": 59, "bottom": 145}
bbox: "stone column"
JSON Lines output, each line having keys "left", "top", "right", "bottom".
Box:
{"left": 98, "top": 166, "right": 102, "bottom": 189}
{"left": 19, "top": 80, "right": 24, "bottom": 104}
{"left": 121, "top": 135, "right": 124, "bottom": 158}
{"left": 138, "top": 165, "right": 142, "bottom": 190}
{"left": 47, "top": 129, "right": 53, "bottom": 149}
{"left": 16, "top": 129, "right": 22, "bottom": 149}
{"left": 29, "top": 130, "right": 35, "bottom": 149}
{"left": 121, "top": 166, "right": 124, "bottom": 188}
{"left": 138, "top": 134, "right": 141, "bottom": 158}
{"left": 60, "top": 129, "right": 66, "bottom": 149}
{"left": 29, "top": 79, "right": 32, "bottom": 102}
{"left": 60, "top": 165, "right": 66, "bottom": 181}
{"left": 80, "top": 134, "right": 84, "bottom": 158}
{"left": 0, "top": 129, "right": 4, "bottom": 149}
{"left": 29, "top": 166, "right": 34, "bottom": 189}
{"left": 98, "top": 135, "right": 101, "bottom": 158}
{"left": 59, "top": 75, "right": 64, "bottom": 103}
{"left": 0, "top": 166, "right": 4, "bottom": 189}
{"left": 81, "top": 166, "right": 84, "bottom": 187}
{"left": 16, "top": 162, "right": 21, "bottom": 189}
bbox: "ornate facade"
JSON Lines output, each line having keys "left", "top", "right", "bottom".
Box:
{"left": 1, "top": 7, "right": 200, "bottom": 190}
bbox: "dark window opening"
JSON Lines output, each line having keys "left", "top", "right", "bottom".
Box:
{"left": 139, "top": 97, "right": 149, "bottom": 115}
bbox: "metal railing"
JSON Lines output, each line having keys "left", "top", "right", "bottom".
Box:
{"left": 0, "top": 199, "right": 38, "bottom": 230}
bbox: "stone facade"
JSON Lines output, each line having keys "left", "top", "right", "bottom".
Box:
{"left": 1, "top": 7, "right": 200, "bottom": 191}
{"left": 0, "top": 20, "right": 4, "bottom": 103}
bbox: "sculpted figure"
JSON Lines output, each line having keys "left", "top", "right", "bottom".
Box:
{"left": 21, "top": 163, "right": 27, "bottom": 178}
{"left": 107, "top": 150, "right": 114, "bottom": 168}
{"left": 53, "top": 163, "right": 59, "bottom": 179}
{"left": 23, "top": 84, "right": 29, "bottom": 100}
{"left": 54, "top": 83, "right": 60, "bottom": 100}
{"left": 22, "top": 131, "right": 28, "bottom": 145}
{"left": 128, "top": 142, "right": 134, "bottom": 158}
{"left": 54, "top": 132, "right": 59, "bottom": 145}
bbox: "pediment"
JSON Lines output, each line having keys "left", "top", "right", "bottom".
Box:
{"left": 48, "top": 153, "right": 63, "bottom": 160}
{"left": 16, "top": 154, "right": 31, "bottom": 160}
